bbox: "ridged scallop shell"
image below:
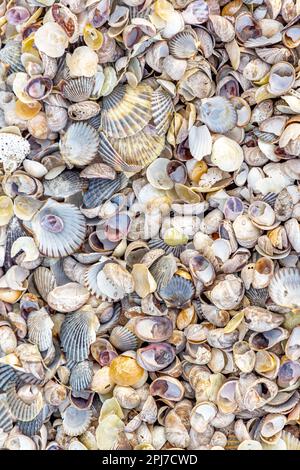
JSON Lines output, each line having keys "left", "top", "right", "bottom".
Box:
{"left": 109, "top": 125, "right": 165, "bottom": 168}
{"left": 281, "top": 431, "right": 300, "bottom": 451}
{"left": 0, "top": 401, "right": 13, "bottom": 432}
{"left": 159, "top": 275, "right": 195, "bottom": 308}
{"left": 148, "top": 238, "right": 185, "bottom": 258}
{"left": 84, "top": 261, "right": 133, "bottom": 301}
{"left": 99, "top": 132, "right": 141, "bottom": 172}
{"left": 60, "top": 309, "right": 99, "bottom": 362}
{"left": 6, "top": 382, "right": 44, "bottom": 422}
{"left": 62, "top": 406, "right": 92, "bottom": 437}
{"left": 60, "top": 122, "right": 100, "bottom": 167}
{"left": 109, "top": 326, "right": 138, "bottom": 352}
{"left": 33, "top": 267, "right": 57, "bottom": 302}
{"left": 199, "top": 96, "right": 237, "bottom": 134}
{"left": 245, "top": 287, "right": 269, "bottom": 308}
{"left": 68, "top": 101, "right": 101, "bottom": 121}
{"left": 69, "top": 361, "right": 93, "bottom": 391}
{"left": 151, "top": 88, "right": 174, "bottom": 136}
{"left": 61, "top": 77, "right": 95, "bottom": 102}
{"left": 100, "top": 84, "right": 153, "bottom": 138}
{"left": 0, "top": 364, "right": 17, "bottom": 391}
{"left": 27, "top": 307, "right": 54, "bottom": 352}
{"left": 31, "top": 199, "right": 86, "bottom": 258}
{"left": 0, "top": 40, "right": 24, "bottom": 73}
{"left": 44, "top": 170, "right": 88, "bottom": 198}
{"left": 17, "top": 409, "right": 44, "bottom": 437}
{"left": 169, "top": 30, "right": 199, "bottom": 59}
{"left": 82, "top": 173, "right": 128, "bottom": 209}
{"left": 4, "top": 216, "right": 27, "bottom": 270}
{"left": 269, "top": 268, "right": 300, "bottom": 308}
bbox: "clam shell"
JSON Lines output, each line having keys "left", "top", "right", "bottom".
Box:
{"left": 199, "top": 96, "right": 237, "bottom": 134}
{"left": 60, "top": 309, "right": 99, "bottom": 362}
{"left": 149, "top": 254, "right": 178, "bottom": 290}
{"left": 135, "top": 317, "right": 173, "bottom": 343}
{"left": 70, "top": 361, "right": 93, "bottom": 392}
{"left": 47, "top": 283, "right": 90, "bottom": 313}
{"left": 61, "top": 77, "right": 95, "bottom": 102}
{"left": 109, "top": 326, "right": 138, "bottom": 352}
{"left": 269, "top": 268, "right": 300, "bottom": 308}
{"left": 31, "top": 199, "right": 86, "bottom": 258}
{"left": 137, "top": 343, "right": 175, "bottom": 372}
{"left": 159, "top": 275, "right": 195, "bottom": 308}
{"left": 100, "top": 84, "right": 152, "bottom": 138}
{"left": 63, "top": 406, "right": 92, "bottom": 437}
{"left": 27, "top": 307, "right": 54, "bottom": 352}
{"left": 60, "top": 122, "right": 100, "bottom": 167}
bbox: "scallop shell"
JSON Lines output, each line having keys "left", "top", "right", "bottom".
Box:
{"left": 149, "top": 254, "right": 178, "bottom": 290}
{"left": 82, "top": 173, "right": 128, "bottom": 209}
{"left": 33, "top": 267, "right": 57, "bottom": 302}
{"left": 59, "top": 122, "right": 100, "bottom": 167}
{"left": 85, "top": 260, "right": 133, "bottom": 301}
{"left": 0, "top": 40, "right": 24, "bottom": 73}
{"left": 269, "top": 268, "right": 300, "bottom": 308}
{"left": 99, "top": 131, "right": 141, "bottom": 172}
{"left": 169, "top": 30, "right": 199, "bottom": 59}
{"left": 60, "top": 309, "right": 99, "bottom": 361}
{"left": 31, "top": 199, "right": 86, "bottom": 258}
{"left": 27, "top": 307, "right": 54, "bottom": 352}
{"left": 199, "top": 96, "right": 237, "bottom": 134}
{"left": 17, "top": 409, "right": 44, "bottom": 437}
{"left": 69, "top": 361, "right": 93, "bottom": 392}
{"left": 151, "top": 88, "right": 174, "bottom": 136}
{"left": 281, "top": 431, "right": 300, "bottom": 451}
{"left": 61, "top": 77, "right": 95, "bottom": 103}
{"left": 109, "top": 125, "right": 165, "bottom": 168}
{"left": 0, "top": 401, "right": 13, "bottom": 432}
{"left": 62, "top": 406, "right": 92, "bottom": 437}
{"left": 100, "top": 84, "right": 153, "bottom": 138}
{"left": 109, "top": 326, "right": 138, "bottom": 352}
{"left": 43, "top": 170, "right": 88, "bottom": 198}
{"left": 4, "top": 217, "right": 28, "bottom": 270}
{"left": 159, "top": 275, "right": 195, "bottom": 308}
{"left": 6, "top": 382, "right": 44, "bottom": 422}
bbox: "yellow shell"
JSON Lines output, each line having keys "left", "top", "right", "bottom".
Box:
{"left": 22, "top": 36, "right": 39, "bottom": 57}
{"left": 109, "top": 356, "right": 144, "bottom": 387}
{"left": 191, "top": 161, "right": 208, "bottom": 184}
{"left": 83, "top": 24, "right": 103, "bottom": 51}
{"left": 0, "top": 195, "right": 14, "bottom": 226}
{"left": 15, "top": 100, "right": 42, "bottom": 120}
{"left": 163, "top": 227, "right": 189, "bottom": 246}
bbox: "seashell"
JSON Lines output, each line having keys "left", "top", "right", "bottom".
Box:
{"left": 68, "top": 101, "right": 100, "bottom": 121}
{"left": 83, "top": 173, "right": 128, "bottom": 209}
{"left": 85, "top": 261, "right": 134, "bottom": 301}
{"left": 208, "top": 275, "right": 244, "bottom": 310}
{"left": 60, "top": 122, "right": 99, "bottom": 168}
{"left": 17, "top": 409, "right": 44, "bottom": 437}
{"left": 0, "top": 132, "right": 30, "bottom": 173}
{"left": 211, "top": 136, "right": 243, "bottom": 172}
{"left": 190, "top": 402, "right": 217, "bottom": 433}
{"left": 285, "top": 326, "right": 300, "bottom": 361}
{"left": 169, "top": 30, "right": 199, "bottom": 59}
{"left": 113, "top": 385, "right": 140, "bottom": 410}
{"left": 282, "top": 431, "right": 300, "bottom": 451}
{"left": 182, "top": 0, "right": 209, "bottom": 25}
{"left": 159, "top": 275, "right": 195, "bottom": 308}
{"left": 61, "top": 77, "right": 95, "bottom": 103}
{"left": 60, "top": 309, "right": 99, "bottom": 362}
{"left": 164, "top": 409, "right": 190, "bottom": 448}
{"left": 6, "top": 382, "right": 44, "bottom": 422}
{"left": 282, "top": 25, "right": 300, "bottom": 48}
{"left": 189, "top": 124, "right": 212, "bottom": 161}
{"left": 150, "top": 376, "right": 184, "bottom": 402}
{"left": 135, "top": 317, "right": 173, "bottom": 343}
{"left": 151, "top": 87, "right": 174, "bottom": 136}
{"left": 0, "top": 401, "right": 13, "bottom": 432}
{"left": 25, "top": 76, "right": 52, "bottom": 101}
{"left": 277, "top": 360, "right": 300, "bottom": 388}
{"left": 267, "top": 62, "right": 295, "bottom": 96}
{"left": 146, "top": 158, "right": 174, "bottom": 190}
{"left": 33, "top": 267, "right": 57, "bottom": 302}
{"left": 66, "top": 47, "right": 98, "bottom": 78}
{"left": 269, "top": 268, "right": 300, "bottom": 308}
{"left": 47, "top": 283, "right": 90, "bottom": 313}
{"left": 137, "top": 343, "right": 175, "bottom": 372}
{"left": 27, "top": 307, "right": 54, "bottom": 352}
{"left": 109, "top": 326, "right": 138, "bottom": 352}
{"left": 31, "top": 199, "right": 86, "bottom": 258}
{"left": 109, "top": 355, "right": 145, "bottom": 387}
{"left": 70, "top": 361, "right": 93, "bottom": 392}
{"left": 0, "top": 40, "right": 24, "bottom": 73}
{"left": 63, "top": 406, "right": 92, "bottom": 437}
{"left": 34, "top": 22, "right": 69, "bottom": 58}
{"left": 0, "top": 196, "right": 13, "bottom": 226}
{"left": 249, "top": 327, "right": 289, "bottom": 351}
{"left": 100, "top": 84, "right": 152, "bottom": 139}
{"left": 209, "top": 15, "right": 235, "bottom": 42}
{"left": 199, "top": 96, "right": 237, "bottom": 134}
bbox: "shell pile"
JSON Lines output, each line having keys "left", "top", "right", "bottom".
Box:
{"left": 1, "top": 0, "right": 300, "bottom": 453}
